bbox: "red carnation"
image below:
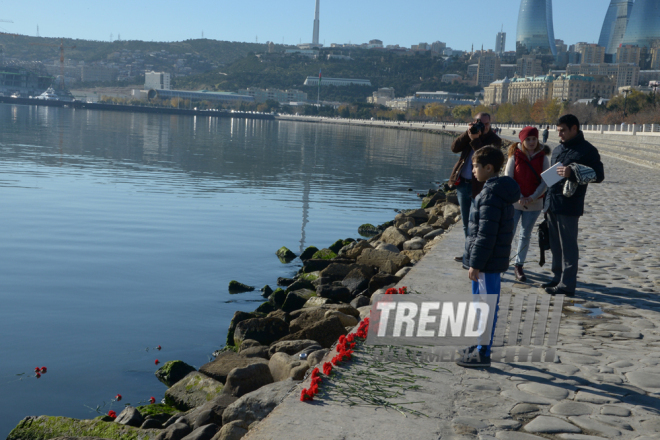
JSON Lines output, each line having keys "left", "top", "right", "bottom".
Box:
{"left": 300, "top": 388, "right": 313, "bottom": 401}
{"left": 149, "top": 396, "right": 156, "bottom": 404}
{"left": 154, "top": 359, "right": 160, "bottom": 365}
{"left": 157, "top": 345, "right": 162, "bottom": 350}
{"left": 322, "top": 362, "right": 332, "bottom": 376}
{"left": 115, "top": 394, "right": 122, "bottom": 401}
{"left": 398, "top": 286, "right": 407, "bottom": 294}
{"left": 34, "top": 367, "right": 40, "bottom": 373}
{"left": 40, "top": 367, "right": 47, "bottom": 373}
{"left": 108, "top": 410, "right": 117, "bottom": 419}
{"left": 35, "top": 372, "right": 41, "bottom": 378}
{"left": 385, "top": 288, "right": 397, "bottom": 295}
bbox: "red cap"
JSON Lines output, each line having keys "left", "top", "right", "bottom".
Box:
{"left": 519, "top": 126, "right": 539, "bottom": 143}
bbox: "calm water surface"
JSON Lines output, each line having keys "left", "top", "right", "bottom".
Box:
{"left": 0, "top": 105, "right": 457, "bottom": 435}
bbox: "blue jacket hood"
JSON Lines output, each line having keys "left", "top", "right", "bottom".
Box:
{"left": 483, "top": 176, "right": 521, "bottom": 205}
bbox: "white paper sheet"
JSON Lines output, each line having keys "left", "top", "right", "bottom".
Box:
{"left": 541, "top": 162, "right": 563, "bottom": 187}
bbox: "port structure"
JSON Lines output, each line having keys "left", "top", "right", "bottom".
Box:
{"left": 29, "top": 38, "right": 76, "bottom": 90}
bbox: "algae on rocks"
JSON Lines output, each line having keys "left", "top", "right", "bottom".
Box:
{"left": 311, "top": 248, "right": 337, "bottom": 260}
{"left": 7, "top": 415, "right": 160, "bottom": 440}
{"left": 275, "top": 246, "right": 296, "bottom": 263}
{"left": 155, "top": 360, "right": 197, "bottom": 387}
{"left": 228, "top": 280, "right": 255, "bottom": 294}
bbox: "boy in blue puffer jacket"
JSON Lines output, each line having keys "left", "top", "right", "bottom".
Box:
{"left": 457, "top": 146, "right": 521, "bottom": 368}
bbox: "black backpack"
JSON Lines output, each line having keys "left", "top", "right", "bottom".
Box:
{"left": 538, "top": 214, "right": 550, "bottom": 266}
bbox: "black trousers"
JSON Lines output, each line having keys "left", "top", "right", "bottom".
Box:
{"left": 547, "top": 211, "right": 580, "bottom": 293}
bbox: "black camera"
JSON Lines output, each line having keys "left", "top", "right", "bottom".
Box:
{"left": 469, "top": 119, "right": 485, "bottom": 135}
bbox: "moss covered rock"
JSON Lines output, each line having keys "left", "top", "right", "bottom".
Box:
{"left": 275, "top": 246, "right": 296, "bottom": 263}
{"left": 298, "top": 246, "right": 318, "bottom": 261}
{"left": 357, "top": 224, "right": 379, "bottom": 236}
{"left": 311, "top": 248, "right": 337, "bottom": 260}
{"left": 164, "top": 372, "right": 224, "bottom": 411}
{"left": 228, "top": 280, "right": 255, "bottom": 294}
{"left": 135, "top": 403, "right": 179, "bottom": 418}
{"left": 7, "top": 415, "right": 159, "bottom": 440}
{"left": 155, "top": 360, "right": 196, "bottom": 387}
{"left": 255, "top": 301, "right": 276, "bottom": 314}
{"left": 268, "top": 289, "right": 287, "bottom": 308}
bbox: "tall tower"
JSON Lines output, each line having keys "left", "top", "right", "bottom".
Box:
{"left": 598, "top": 0, "right": 634, "bottom": 55}
{"left": 495, "top": 31, "right": 506, "bottom": 54}
{"left": 621, "top": 0, "right": 660, "bottom": 49}
{"left": 312, "top": 0, "right": 320, "bottom": 45}
{"left": 516, "top": 0, "right": 557, "bottom": 56}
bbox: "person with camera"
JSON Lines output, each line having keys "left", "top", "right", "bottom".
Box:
{"left": 449, "top": 113, "right": 502, "bottom": 263}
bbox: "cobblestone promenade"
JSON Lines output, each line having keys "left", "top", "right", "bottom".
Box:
{"left": 246, "top": 136, "right": 660, "bottom": 439}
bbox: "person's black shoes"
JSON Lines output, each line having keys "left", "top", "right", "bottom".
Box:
{"left": 514, "top": 265, "right": 527, "bottom": 282}
{"left": 544, "top": 286, "right": 575, "bottom": 297}
{"left": 454, "top": 256, "right": 463, "bottom": 262}
{"left": 541, "top": 281, "right": 559, "bottom": 288}
{"left": 456, "top": 347, "right": 491, "bottom": 368}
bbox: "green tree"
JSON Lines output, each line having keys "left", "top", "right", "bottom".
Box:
{"left": 452, "top": 105, "right": 473, "bottom": 121}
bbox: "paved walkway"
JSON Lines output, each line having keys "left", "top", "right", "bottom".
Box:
{"left": 245, "top": 137, "right": 660, "bottom": 439}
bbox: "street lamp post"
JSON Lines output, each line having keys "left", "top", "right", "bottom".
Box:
{"left": 622, "top": 87, "right": 631, "bottom": 118}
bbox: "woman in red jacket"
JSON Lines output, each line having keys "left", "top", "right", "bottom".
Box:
{"left": 504, "top": 126, "right": 550, "bottom": 281}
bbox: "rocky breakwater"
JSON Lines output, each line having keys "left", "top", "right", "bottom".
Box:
{"left": 7, "top": 189, "right": 461, "bottom": 440}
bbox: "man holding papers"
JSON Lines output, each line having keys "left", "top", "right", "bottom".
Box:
{"left": 542, "top": 114, "right": 604, "bottom": 296}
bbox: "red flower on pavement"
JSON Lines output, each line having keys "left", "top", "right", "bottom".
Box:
{"left": 149, "top": 396, "right": 156, "bottom": 404}
{"left": 108, "top": 410, "right": 117, "bottom": 419}
{"left": 385, "top": 287, "right": 397, "bottom": 295}
{"left": 300, "top": 388, "right": 313, "bottom": 401}
{"left": 322, "top": 362, "right": 332, "bottom": 376}
{"left": 115, "top": 394, "right": 122, "bottom": 401}
{"left": 398, "top": 286, "right": 407, "bottom": 295}
{"left": 40, "top": 367, "right": 47, "bottom": 373}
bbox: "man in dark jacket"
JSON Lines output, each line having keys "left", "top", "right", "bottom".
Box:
{"left": 543, "top": 114, "right": 604, "bottom": 296}
{"left": 457, "top": 146, "right": 520, "bottom": 368}
{"left": 449, "top": 113, "right": 502, "bottom": 262}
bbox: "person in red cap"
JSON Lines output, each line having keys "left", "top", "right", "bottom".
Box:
{"left": 504, "top": 126, "right": 551, "bottom": 281}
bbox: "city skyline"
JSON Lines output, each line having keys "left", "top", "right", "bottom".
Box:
{"left": 2, "top": 0, "right": 607, "bottom": 52}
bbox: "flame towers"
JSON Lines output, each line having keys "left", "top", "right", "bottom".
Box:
{"left": 621, "top": 0, "right": 660, "bottom": 49}
{"left": 312, "top": 0, "right": 320, "bottom": 46}
{"left": 598, "top": 0, "right": 634, "bottom": 55}
{"left": 516, "top": 0, "right": 557, "bottom": 56}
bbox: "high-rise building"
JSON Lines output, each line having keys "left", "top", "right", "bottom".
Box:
{"left": 495, "top": 32, "right": 506, "bottom": 54}
{"left": 621, "top": 0, "right": 660, "bottom": 48}
{"left": 516, "top": 0, "right": 557, "bottom": 56}
{"left": 578, "top": 44, "right": 606, "bottom": 64}
{"left": 312, "top": 0, "right": 320, "bottom": 46}
{"left": 566, "top": 63, "right": 640, "bottom": 87}
{"left": 144, "top": 71, "right": 171, "bottom": 90}
{"left": 617, "top": 45, "right": 642, "bottom": 64}
{"left": 555, "top": 39, "right": 567, "bottom": 53}
{"left": 517, "top": 55, "right": 543, "bottom": 77}
{"left": 598, "top": 0, "right": 634, "bottom": 55}
{"left": 476, "top": 51, "right": 501, "bottom": 86}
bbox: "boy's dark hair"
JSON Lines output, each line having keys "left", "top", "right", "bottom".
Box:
{"left": 557, "top": 114, "right": 580, "bottom": 130}
{"left": 473, "top": 146, "right": 505, "bottom": 173}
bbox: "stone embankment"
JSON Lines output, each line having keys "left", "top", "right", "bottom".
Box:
{"left": 8, "top": 183, "right": 462, "bottom": 439}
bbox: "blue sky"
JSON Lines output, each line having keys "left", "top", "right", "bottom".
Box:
{"left": 2, "top": 0, "right": 605, "bottom": 50}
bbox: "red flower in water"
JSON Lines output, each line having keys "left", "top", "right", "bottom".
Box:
{"left": 154, "top": 359, "right": 160, "bottom": 365}
{"left": 157, "top": 345, "right": 162, "bottom": 350}
{"left": 34, "top": 367, "right": 40, "bottom": 373}
{"left": 108, "top": 410, "right": 117, "bottom": 419}
{"left": 322, "top": 362, "right": 332, "bottom": 376}
{"left": 115, "top": 394, "right": 122, "bottom": 401}
{"left": 40, "top": 367, "right": 47, "bottom": 373}
{"left": 149, "top": 396, "right": 156, "bottom": 404}
{"left": 35, "top": 372, "right": 41, "bottom": 378}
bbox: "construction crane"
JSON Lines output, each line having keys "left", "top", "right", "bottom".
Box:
{"left": 30, "top": 38, "right": 76, "bottom": 89}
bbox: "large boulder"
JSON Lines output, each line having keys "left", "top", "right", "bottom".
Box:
{"left": 329, "top": 238, "right": 353, "bottom": 254}
{"left": 311, "top": 248, "right": 337, "bottom": 260}
{"left": 223, "top": 363, "right": 274, "bottom": 397}
{"left": 401, "top": 250, "right": 425, "bottom": 263}
{"left": 268, "top": 352, "right": 310, "bottom": 382}
{"left": 277, "top": 316, "right": 348, "bottom": 348}
{"left": 267, "top": 289, "right": 287, "bottom": 308}
{"left": 341, "top": 264, "right": 375, "bottom": 295}
{"left": 303, "top": 296, "right": 332, "bottom": 308}
{"left": 281, "top": 289, "right": 316, "bottom": 313}
{"left": 298, "top": 246, "right": 319, "bottom": 261}
{"left": 214, "top": 421, "right": 248, "bottom": 440}
{"left": 185, "top": 394, "right": 237, "bottom": 429}
{"left": 181, "top": 424, "right": 219, "bottom": 440}
{"left": 268, "top": 339, "right": 320, "bottom": 357}
{"left": 316, "top": 284, "right": 352, "bottom": 303}
{"left": 303, "top": 258, "right": 353, "bottom": 273}
{"left": 375, "top": 243, "right": 400, "bottom": 254}
{"left": 443, "top": 203, "right": 461, "bottom": 220}
{"left": 337, "top": 240, "right": 373, "bottom": 259}
{"left": 421, "top": 191, "right": 446, "bottom": 209}
{"left": 319, "top": 263, "right": 352, "bottom": 282}
{"left": 324, "top": 310, "right": 358, "bottom": 327}
{"left": 199, "top": 351, "right": 268, "bottom": 384}
{"left": 424, "top": 228, "right": 445, "bottom": 240}
{"left": 407, "top": 226, "right": 434, "bottom": 238}
{"left": 116, "top": 406, "right": 144, "bottom": 427}
{"left": 157, "top": 422, "right": 191, "bottom": 440}
{"left": 165, "top": 372, "right": 224, "bottom": 411}
{"left": 379, "top": 226, "right": 410, "bottom": 249}
{"left": 284, "top": 278, "right": 315, "bottom": 293}
{"left": 357, "top": 248, "right": 410, "bottom": 274}
{"left": 156, "top": 361, "right": 197, "bottom": 388}
{"left": 288, "top": 308, "right": 329, "bottom": 333}
{"left": 275, "top": 246, "right": 296, "bottom": 263}
{"left": 404, "top": 208, "right": 429, "bottom": 224}
{"left": 225, "top": 311, "right": 260, "bottom": 347}
{"left": 222, "top": 378, "right": 300, "bottom": 426}
{"left": 228, "top": 281, "right": 255, "bottom": 294}
{"left": 233, "top": 317, "right": 290, "bottom": 346}
{"left": 403, "top": 236, "right": 427, "bottom": 250}
{"left": 368, "top": 273, "right": 401, "bottom": 294}
{"left": 320, "top": 303, "right": 360, "bottom": 318}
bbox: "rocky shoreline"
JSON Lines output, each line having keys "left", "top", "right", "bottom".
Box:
{"left": 8, "top": 172, "right": 467, "bottom": 440}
